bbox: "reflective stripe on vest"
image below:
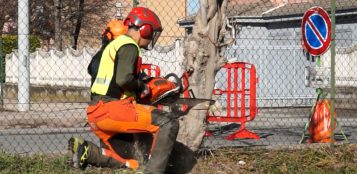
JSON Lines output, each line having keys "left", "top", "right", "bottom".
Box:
{"left": 91, "top": 35, "right": 142, "bottom": 98}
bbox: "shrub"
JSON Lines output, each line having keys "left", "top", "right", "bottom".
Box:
{"left": 0, "top": 35, "right": 41, "bottom": 82}
{"left": 1, "top": 35, "right": 41, "bottom": 55}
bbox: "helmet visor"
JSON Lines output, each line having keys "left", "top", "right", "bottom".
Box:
{"left": 146, "top": 30, "right": 161, "bottom": 50}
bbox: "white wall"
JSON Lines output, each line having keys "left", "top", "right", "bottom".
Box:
{"left": 308, "top": 45, "right": 357, "bottom": 88}
{"left": 5, "top": 39, "right": 184, "bottom": 87}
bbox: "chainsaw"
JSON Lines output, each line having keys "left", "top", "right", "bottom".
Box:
{"left": 139, "top": 70, "right": 215, "bottom": 113}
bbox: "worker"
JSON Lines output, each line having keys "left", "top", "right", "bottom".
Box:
{"left": 87, "top": 19, "right": 128, "bottom": 86}
{"left": 69, "top": 7, "right": 179, "bottom": 174}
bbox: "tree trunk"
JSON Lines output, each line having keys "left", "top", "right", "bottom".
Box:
{"left": 71, "top": 0, "right": 84, "bottom": 50}
{"left": 0, "top": 20, "right": 4, "bottom": 35}
{"left": 177, "top": 0, "right": 229, "bottom": 151}
{"left": 54, "top": 0, "right": 62, "bottom": 50}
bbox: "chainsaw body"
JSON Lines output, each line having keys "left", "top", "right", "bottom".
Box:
{"left": 145, "top": 77, "right": 181, "bottom": 104}
{"left": 139, "top": 71, "right": 214, "bottom": 113}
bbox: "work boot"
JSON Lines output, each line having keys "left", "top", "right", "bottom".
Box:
{"left": 77, "top": 141, "right": 90, "bottom": 170}
{"left": 76, "top": 140, "right": 125, "bottom": 170}
{"left": 67, "top": 137, "right": 84, "bottom": 168}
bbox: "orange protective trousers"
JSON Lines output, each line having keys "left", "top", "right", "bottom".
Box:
{"left": 86, "top": 97, "right": 159, "bottom": 169}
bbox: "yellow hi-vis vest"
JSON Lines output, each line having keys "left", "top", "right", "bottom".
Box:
{"left": 91, "top": 35, "right": 141, "bottom": 99}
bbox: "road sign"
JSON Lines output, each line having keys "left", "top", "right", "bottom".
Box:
{"left": 301, "top": 7, "right": 331, "bottom": 56}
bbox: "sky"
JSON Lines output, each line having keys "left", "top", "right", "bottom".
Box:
{"left": 188, "top": 0, "right": 199, "bottom": 15}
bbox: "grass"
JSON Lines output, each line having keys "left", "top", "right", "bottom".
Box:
{"left": 193, "top": 144, "right": 357, "bottom": 174}
{"left": 0, "top": 153, "right": 136, "bottom": 174}
{"left": 0, "top": 144, "right": 357, "bottom": 174}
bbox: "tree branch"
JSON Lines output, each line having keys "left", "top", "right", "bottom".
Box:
{"left": 206, "top": 0, "right": 217, "bottom": 22}
{"left": 72, "top": 0, "right": 85, "bottom": 50}
{"left": 198, "top": 0, "right": 209, "bottom": 35}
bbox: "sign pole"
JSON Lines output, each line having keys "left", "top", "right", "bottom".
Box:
{"left": 330, "top": 0, "right": 336, "bottom": 148}
{"left": 301, "top": 7, "right": 334, "bottom": 144}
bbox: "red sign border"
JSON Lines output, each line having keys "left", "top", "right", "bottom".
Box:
{"left": 301, "top": 7, "right": 331, "bottom": 56}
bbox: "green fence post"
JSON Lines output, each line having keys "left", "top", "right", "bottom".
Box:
{"left": 0, "top": 36, "right": 4, "bottom": 109}
{"left": 330, "top": 0, "right": 336, "bottom": 148}
{"left": 133, "top": 0, "right": 139, "bottom": 7}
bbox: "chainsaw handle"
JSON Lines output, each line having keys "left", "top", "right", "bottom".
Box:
{"left": 186, "top": 67, "right": 194, "bottom": 76}
{"left": 164, "top": 73, "right": 182, "bottom": 92}
{"left": 163, "top": 69, "right": 193, "bottom": 97}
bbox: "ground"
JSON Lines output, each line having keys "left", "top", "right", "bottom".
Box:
{"left": 193, "top": 144, "right": 357, "bottom": 174}
{"left": 0, "top": 144, "right": 356, "bottom": 174}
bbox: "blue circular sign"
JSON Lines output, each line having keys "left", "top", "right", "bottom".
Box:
{"left": 302, "top": 7, "right": 331, "bottom": 56}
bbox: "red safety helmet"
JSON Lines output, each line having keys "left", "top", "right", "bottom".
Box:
{"left": 103, "top": 19, "right": 128, "bottom": 40}
{"left": 124, "top": 7, "right": 163, "bottom": 50}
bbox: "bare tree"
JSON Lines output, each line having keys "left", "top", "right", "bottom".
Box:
{"left": 30, "top": 1, "right": 55, "bottom": 47}
{"left": 61, "top": 0, "right": 114, "bottom": 49}
{"left": 178, "top": 0, "right": 232, "bottom": 151}
{"left": 53, "top": 0, "right": 63, "bottom": 50}
{"left": 68, "top": 0, "right": 114, "bottom": 49}
{"left": 70, "top": 0, "right": 85, "bottom": 50}
{"left": 0, "top": 1, "right": 17, "bottom": 35}
{"left": 31, "top": 0, "right": 111, "bottom": 50}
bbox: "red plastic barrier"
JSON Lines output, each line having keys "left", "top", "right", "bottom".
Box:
{"left": 207, "top": 62, "right": 259, "bottom": 140}
{"left": 141, "top": 64, "right": 161, "bottom": 77}
{"left": 140, "top": 64, "right": 163, "bottom": 109}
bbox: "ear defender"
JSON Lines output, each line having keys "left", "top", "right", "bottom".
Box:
{"left": 139, "top": 24, "right": 153, "bottom": 39}
{"left": 106, "top": 28, "right": 113, "bottom": 40}
{"left": 123, "top": 18, "right": 131, "bottom": 27}
{"left": 102, "top": 28, "right": 113, "bottom": 40}
{"left": 123, "top": 18, "right": 153, "bottom": 39}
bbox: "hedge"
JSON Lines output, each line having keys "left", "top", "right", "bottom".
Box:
{"left": 1, "top": 35, "right": 41, "bottom": 55}
{"left": 0, "top": 35, "right": 41, "bottom": 82}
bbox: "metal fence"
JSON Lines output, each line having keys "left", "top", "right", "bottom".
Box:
{"left": 0, "top": 0, "right": 356, "bottom": 156}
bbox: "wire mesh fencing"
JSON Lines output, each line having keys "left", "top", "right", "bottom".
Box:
{"left": 0, "top": 0, "right": 356, "bottom": 156}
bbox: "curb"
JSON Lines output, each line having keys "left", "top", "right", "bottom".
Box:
{"left": 0, "top": 127, "right": 90, "bottom": 135}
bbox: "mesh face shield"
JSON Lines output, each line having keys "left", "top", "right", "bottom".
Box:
{"left": 145, "top": 30, "right": 162, "bottom": 50}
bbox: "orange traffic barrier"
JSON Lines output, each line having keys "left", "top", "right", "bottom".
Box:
{"left": 206, "top": 62, "right": 259, "bottom": 140}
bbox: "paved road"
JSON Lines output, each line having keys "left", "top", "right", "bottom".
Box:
{"left": 203, "top": 108, "right": 357, "bottom": 147}
{"left": 1, "top": 125, "right": 355, "bottom": 154}
{"left": 1, "top": 102, "right": 357, "bottom": 154}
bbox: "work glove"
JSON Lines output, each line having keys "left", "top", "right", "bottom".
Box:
{"left": 139, "top": 72, "right": 153, "bottom": 83}
{"left": 140, "top": 84, "right": 151, "bottom": 99}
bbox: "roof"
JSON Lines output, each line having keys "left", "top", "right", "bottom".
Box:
{"left": 226, "top": 0, "right": 274, "bottom": 17}
{"left": 178, "top": 0, "right": 357, "bottom": 26}
{"left": 263, "top": 0, "right": 357, "bottom": 18}
{"left": 177, "top": 15, "right": 196, "bottom": 26}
